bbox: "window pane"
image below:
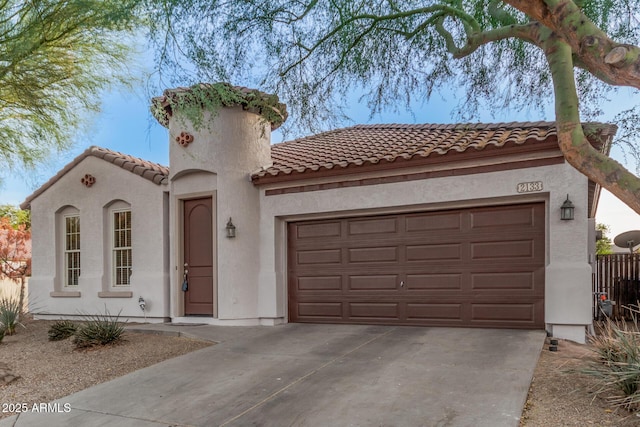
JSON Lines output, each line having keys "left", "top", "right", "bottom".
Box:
{"left": 113, "top": 210, "right": 131, "bottom": 286}
{"left": 64, "top": 215, "right": 80, "bottom": 286}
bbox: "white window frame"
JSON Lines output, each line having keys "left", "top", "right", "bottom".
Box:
{"left": 63, "top": 214, "right": 80, "bottom": 287}
{"left": 112, "top": 209, "right": 132, "bottom": 287}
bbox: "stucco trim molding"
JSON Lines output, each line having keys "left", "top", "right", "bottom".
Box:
{"left": 265, "top": 156, "right": 564, "bottom": 196}
{"left": 50, "top": 291, "right": 81, "bottom": 298}
{"left": 98, "top": 291, "right": 133, "bottom": 298}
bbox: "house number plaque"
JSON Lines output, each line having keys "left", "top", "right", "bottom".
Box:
{"left": 516, "top": 181, "right": 543, "bottom": 193}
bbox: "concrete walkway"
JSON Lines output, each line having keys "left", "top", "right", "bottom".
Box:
{"left": 1, "top": 324, "right": 545, "bottom": 427}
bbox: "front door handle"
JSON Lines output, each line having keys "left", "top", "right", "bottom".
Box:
{"left": 182, "top": 263, "right": 189, "bottom": 292}
{"left": 400, "top": 281, "right": 405, "bottom": 287}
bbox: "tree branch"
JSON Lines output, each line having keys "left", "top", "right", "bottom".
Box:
{"left": 279, "top": 4, "right": 477, "bottom": 77}
{"left": 488, "top": 0, "right": 518, "bottom": 26}
{"left": 506, "top": 0, "right": 640, "bottom": 89}
{"left": 543, "top": 30, "right": 640, "bottom": 214}
{"left": 437, "top": 20, "right": 541, "bottom": 59}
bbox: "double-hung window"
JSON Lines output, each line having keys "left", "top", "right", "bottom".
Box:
{"left": 64, "top": 215, "right": 80, "bottom": 286}
{"left": 113, "top": 210, "right": 132, "bottom": 286}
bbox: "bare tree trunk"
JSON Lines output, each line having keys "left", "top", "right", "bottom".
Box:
{"left": 18, "top": 276, "right": 25, "bottom": 317}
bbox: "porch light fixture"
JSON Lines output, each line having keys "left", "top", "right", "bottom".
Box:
{"left": 226, "top": 217, "right": 236, "bottom": 238}
{"left": 560, "top": 194, "right": 575, "bottom": 220}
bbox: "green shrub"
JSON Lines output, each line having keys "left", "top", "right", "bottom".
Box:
{"left": 48, "top": 320, "right": 78, "bottom": 341}
{"left": 585, "top": 306, "right": 640, "bottom": 408}
{"left": 0, "top": 295, "right": 22, "bottom": 335}
{"left": 0, "top": 327, "right": 5, "bottom": 343}
{"left": 73, "top": 310, "right": 126, "bottom": 348}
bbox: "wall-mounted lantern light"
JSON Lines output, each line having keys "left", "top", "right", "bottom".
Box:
{"left": 226, "top": 217, "right": 236, "bottom": 238}
{"left": 560, "top": 194, "right": 575, "bottom": 220}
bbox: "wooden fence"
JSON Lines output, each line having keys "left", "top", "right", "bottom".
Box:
{"left": 593, "top": 253, "right": 640, "bottom": 320}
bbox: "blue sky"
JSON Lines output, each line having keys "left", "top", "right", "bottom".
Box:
{"left": 1, "top": 73, "right": 639, "bottom": 243}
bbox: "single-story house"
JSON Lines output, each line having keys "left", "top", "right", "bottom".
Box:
{"left": 21, "top": 84, "right": 617, "bottom": 343}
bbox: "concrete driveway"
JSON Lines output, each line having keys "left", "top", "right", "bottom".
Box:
{"left": 2, "top": 324, "right": 545, "bottom": 427}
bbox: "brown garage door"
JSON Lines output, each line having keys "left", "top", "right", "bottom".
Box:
{"left": 288, "top": 203, "right": 545, "bottom": 329}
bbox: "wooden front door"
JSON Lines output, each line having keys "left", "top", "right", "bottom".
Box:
{"left": 184, "top": 197, "right": 214, "bottom": 316}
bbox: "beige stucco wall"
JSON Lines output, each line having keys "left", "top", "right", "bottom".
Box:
{"left": 28, "top": 156, "right": 169, "bottom": 322}
{"left": 257, "top": 161, "right": 595, "bottom": 342}
{"left": 166, "top": 107, "right": 271, "bottom": 322}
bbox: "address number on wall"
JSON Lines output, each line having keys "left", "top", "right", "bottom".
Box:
{"left": 516, "top": 181, "right": 543, "bottom": 193}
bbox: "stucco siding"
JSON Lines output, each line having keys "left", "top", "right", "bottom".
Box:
{"left": 167, "top": 107, "right": 271, "bottom": 321}
{"left": 257, "top": 161, "right": 593, "bottom": 341}
{"left": 29, "top": 156, "right": 169, "bottom": 321}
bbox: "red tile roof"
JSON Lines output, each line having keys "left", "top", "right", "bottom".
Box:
{"left": 21, "top": 147, "right": 168, "bottom": 209}
{"left": 21, "top": 121, "right": 617, "bottom": 209}
{"left": 89, "top": 146, "right": 169, "bottom": 184}
{"left": 251, "top": 121, "right": 616, "bottom": 182}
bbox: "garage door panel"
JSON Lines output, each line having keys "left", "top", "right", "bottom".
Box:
{"left": 405, "top": 212, "right": 462, "bottom": 232}
{"left": 470, "top": 206, "right": 537, "bottom": 229}
{"left": 348, "top": 302, "right": 399, "bottom": 319}
{"left": 298, "top": 302, "right": 343, "bottom": 318}
{"left": 295, "top": 221, "right": 342, "bottom": 239}
{"left": 406, "top": 244, "right": 462, "bottom": 261}
{"left": 348, "top": 217, "right": 398, "bottom": 235}
{"left": 471, "top": 240, "right": 535, "bottom": 260}
{"left": 297, "top": 276, "right": 343, "bottom": 291}
{"left": 405, "top": 274, "right": 462, "bottom": 290}
{"left": 297, "top": 249, "right": 342, "bottom": 265}
{"left": 471, "top": 272, "right": 536, "bottom": 290}
{"left": 406, "top": 303, "right": 463, "bottom": 320}
{"left": 348, "top": 246, "right": 398, "bottom": 263}
{"left": 349, "top": 275, "right": 398, "bottom": 290}
{"left": 288, "top": 202, "right": 545, "bottom": 329}
{"left": 471, "top": 303, "right": 537, "bottom": 323}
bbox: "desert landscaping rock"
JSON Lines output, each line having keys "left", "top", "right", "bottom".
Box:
{"left": 0, "top": 363, "right": 19, "bottom": 386}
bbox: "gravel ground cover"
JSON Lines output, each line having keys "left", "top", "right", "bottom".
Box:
{"left": 520, "top": 337, "right": 639, "bottom": 426}
{"left": 0, "top": 319, "right": 211, "bottom": 419}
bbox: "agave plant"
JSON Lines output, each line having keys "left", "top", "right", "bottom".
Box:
{"left": 585, "top": 304, "right": 640, "bottom": 409}
{"left": 73, "top": 308, "right": 126, "bottom": 348}
{"left": 0, "top": 295, "right": 22, "bottom": 335}
{"left": 48, "top": 320, "right": 78, "bottom": 341}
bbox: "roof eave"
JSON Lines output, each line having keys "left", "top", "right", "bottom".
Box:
{"left": 20, "top": 147, "right": 169, "bottom": 210}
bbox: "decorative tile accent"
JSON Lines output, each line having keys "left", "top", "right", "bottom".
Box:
{"left": 81, "top": 174, "right": 96, "bottom": 187}
{"left": 175, "top": 132, "right": 194, "bottom": 147}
